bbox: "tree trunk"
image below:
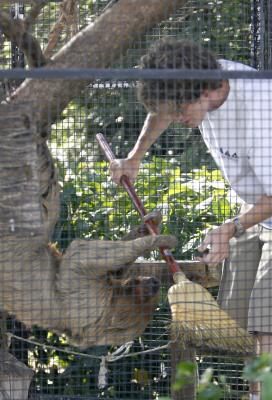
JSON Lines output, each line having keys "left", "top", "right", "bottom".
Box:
{"left": 0, "top": 103, "right": 41, "bottom": 399}
{"left": 0, "top": 350, "right": 34, "bottom": 400}
{"left": 0, "top": 103, "right": 43, "bottom": 240}
{"left": 12, "top": 0, "right": 187, "bottom": 131}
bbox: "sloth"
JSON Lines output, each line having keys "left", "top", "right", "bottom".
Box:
{"left": 1, "top": 140, "right": 177, "bottom": 349}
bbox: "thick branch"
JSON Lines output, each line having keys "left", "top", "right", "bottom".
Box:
{"left": 44, "top": 0, "right": 78, "bottom": 58}
{"left": 0, "top": 10, "right": 47, "bottom": 67}
{"left": 12, "top": 0, "right": 187, "bottom": 130}
{"left": 62, "top": 0, "right": 78, "bottom": 38}
{"left": 134, "top": 260, "right": 220, "bottom": 288}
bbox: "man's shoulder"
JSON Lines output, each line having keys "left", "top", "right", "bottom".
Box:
{"left": 218, "top": 59, "right": 272, "bottom": 104}
{"left": 218, "top": 59, "right": 256, "bottom": 72}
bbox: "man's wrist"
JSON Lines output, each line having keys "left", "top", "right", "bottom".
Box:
{"left": 224, "top": 220, "right": 236, "bottom": 238}
{"left": 232, "top": 217, "right": 246, "bottom": 238}
{"left": 127, "top": 152, "right": 142, "bottom": 164}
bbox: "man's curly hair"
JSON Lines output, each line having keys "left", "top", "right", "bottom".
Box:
{"left": 137, "top": 38, "right": 222, "bottom": 112}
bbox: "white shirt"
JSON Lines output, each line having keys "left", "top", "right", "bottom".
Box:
{"left": 199, "top": 59, "right": 272, "bottom": 228}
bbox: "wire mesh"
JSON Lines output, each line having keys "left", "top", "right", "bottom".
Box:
{"left": 0, "top": 1, "right": 271, "bottom": 399}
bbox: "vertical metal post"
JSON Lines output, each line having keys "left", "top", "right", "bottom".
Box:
{"left": 10, "top": 3, "right": 25, "bottom": 69}
{"left": 251, "top": 0, "right": 265, "bottom": 69}
{"left": 267, "top": 0, "right": 272, "bottom": 68}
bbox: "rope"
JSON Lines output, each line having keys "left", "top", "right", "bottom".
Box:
{"left": 8, "top": 333, "right": 171, "bottom": 389}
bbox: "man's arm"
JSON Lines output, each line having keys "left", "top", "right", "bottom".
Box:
{"left": 198, "top": 194, "right": 272, "bottom": 265}
{"left": 110, "top": 112, "right": 172, "bottom": 184}
{"left": 128, "top": 112, "right": 172, "bottom": 160}
{"left": 235, "top": 195, "right": 272, "bottom": 230}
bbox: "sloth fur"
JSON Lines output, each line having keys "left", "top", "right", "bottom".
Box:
{"left": 1, "top": 141, "right": 177, "bottom": 348}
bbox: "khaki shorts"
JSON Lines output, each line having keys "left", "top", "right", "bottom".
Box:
{"left": 217, "top": 224, "right": 272, "bottom": 333}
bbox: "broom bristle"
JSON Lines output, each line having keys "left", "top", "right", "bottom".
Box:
{"left": 170, "top": 305, "right": 254, "bottom": 353}
{"left": 168, "top": 273, "right": 254, "bottom": 354}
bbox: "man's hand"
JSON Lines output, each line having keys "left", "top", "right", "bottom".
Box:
{"left": 196, "top": 222, "right": 235, "bottom": 265}
{"left": 109, "top": 157, "right": 141, "bottom": 184}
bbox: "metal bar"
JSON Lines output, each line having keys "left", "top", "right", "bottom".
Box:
{"left": 10, "top": 4, "right": 25, "bottom": 69}
{"left": 267, "top": 0, "right": 272, "bottom": 68}
{"left": 1, "top": 68, "right": 272, "bottom": 80}
{"left": 251, "top": 0, "right": 261, "bottom": 69}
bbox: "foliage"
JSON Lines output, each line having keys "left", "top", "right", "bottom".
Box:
{"left": 160, "top": 361, "right": 226, "bottom": 400}
{"left": 183, "top": 0, "right": 252, "bottom": 62}
{"left": 243, "top": 353, "right": 272, "bottom": 400}
{"left": 51, "top": 146, "right": 240, "bottom": 259}
{"left": 172, "top": 360, "right": 197, "bottom": 391}
{"left": 197, "top": 368, "right": 226, "bottom": 400}
{"left": 160, "top": 354, "right": 272, "bottom": 400}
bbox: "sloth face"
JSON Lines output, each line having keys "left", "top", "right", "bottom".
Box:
{"left": 105, "top": 276, "right": 160, "bottom": 340}
{"left": 121, "top": 276, "right": 160, "bottom": 301}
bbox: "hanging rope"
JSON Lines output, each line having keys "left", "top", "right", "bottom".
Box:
{"left": 8, "top": 332, "right": 171, "bottom": 389}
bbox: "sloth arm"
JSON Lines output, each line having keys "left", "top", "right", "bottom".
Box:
{"left": 59, "top": 234, "right": 177, "bottom": 277}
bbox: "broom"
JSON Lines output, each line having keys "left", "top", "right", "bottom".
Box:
{"left": 96, "top": 133, "right": 254, "bottom": 354}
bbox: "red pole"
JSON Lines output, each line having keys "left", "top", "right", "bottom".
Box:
{"left": 96, "top": 133, "right": 180, "bottom": 275}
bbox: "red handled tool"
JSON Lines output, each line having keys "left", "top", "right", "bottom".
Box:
{"left": 96, "top": 133, "right": 180, "bottom": 275}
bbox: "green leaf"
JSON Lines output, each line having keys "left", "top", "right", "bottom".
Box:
{"left": 243, "top": 353, "right": 272, "bottom": 381}
{"left": 197, "top": 384, "right": 223, "bottom": 400}
{"left": 172, "top": 361, "right": 196, "bottom": 391}
{"left": 262, "top": 373, "right": 272, "bottom": 400}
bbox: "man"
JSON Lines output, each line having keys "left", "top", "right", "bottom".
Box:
{"left": 109, "top": 38, "right": 272, "bottom": 399}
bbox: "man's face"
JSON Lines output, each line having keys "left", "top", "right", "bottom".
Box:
{"left": 156, "top": 95, "right": 210, "bottom": 128}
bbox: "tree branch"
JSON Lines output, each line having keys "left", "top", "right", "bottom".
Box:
{"left": 24, "top": 0, "right": 49, "bottom": 29}
{"left": 0, "top": 10, "right": 47, "bottom": 68}
{"left": 44, "top": 0, "right": 78, "bottom": 58}
{"left": 12, "top": 0, "right": 187, "bottom": 129}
